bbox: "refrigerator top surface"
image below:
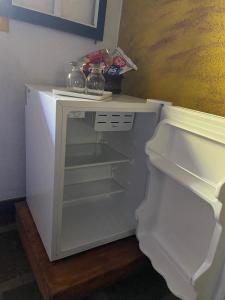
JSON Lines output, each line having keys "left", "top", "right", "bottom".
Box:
{"left": 26, "top": 84, "right": 171, "bottom": 112}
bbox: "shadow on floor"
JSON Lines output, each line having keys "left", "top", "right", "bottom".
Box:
{"left": 0, "top": 226, "right": 179, "bottom": 300}
{"left": 2, "top": 268, "right": 180, "bottom": 300}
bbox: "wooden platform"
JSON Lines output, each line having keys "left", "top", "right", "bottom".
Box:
{"left": 15, "top": 202, "right": 149, "bottom": 300}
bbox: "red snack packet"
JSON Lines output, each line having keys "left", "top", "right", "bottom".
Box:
{"left": 80, "top": 49, "right": 111, "bottom": 73}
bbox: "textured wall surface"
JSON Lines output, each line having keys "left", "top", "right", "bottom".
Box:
{"left": 119, "top": 0, "right": 225, "bottom": 116}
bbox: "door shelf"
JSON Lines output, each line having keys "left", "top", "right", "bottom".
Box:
{"left": 63, "top": 178, "right": 125, "bottom": 204}
{"left": 65, "top": 143, "right": 130, "bottom": 169}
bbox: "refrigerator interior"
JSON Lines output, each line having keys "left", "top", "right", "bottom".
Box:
{"left": 60, "top": 111, "right": 157, "bottom": 254}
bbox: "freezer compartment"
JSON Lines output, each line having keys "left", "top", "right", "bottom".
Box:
{"left": 60, "top": 194, "right": 135, "bottom": 255}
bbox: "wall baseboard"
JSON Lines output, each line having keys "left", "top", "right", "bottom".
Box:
{"left": 0, "top": 197, "right": 26, "bottom": 226}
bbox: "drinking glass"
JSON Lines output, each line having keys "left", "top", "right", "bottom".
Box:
{"left": 86, "top": 64, "right": 105, "bottom": 95}
{"left": 67, "top": 62, "right": 86, "bottom": 93}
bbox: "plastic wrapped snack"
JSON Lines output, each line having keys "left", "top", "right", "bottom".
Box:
{"left": 80, "top": 49, "right": 111, "bottom": 73}
{"left": 107, "top": 64, "right": 121, "bottom": 76}
{"left": 80, "top": 47, "right": 137, "bottom": 75}
{"left": 111, "top": 47, "right": 138, "bottom": 75}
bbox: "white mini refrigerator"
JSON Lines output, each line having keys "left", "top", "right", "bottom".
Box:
{"left": 26, "top": 85, "right": 225, "bottom": 300}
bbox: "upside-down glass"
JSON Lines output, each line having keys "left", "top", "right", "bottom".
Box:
{"left": 67, "top": 62, "right": 86, "bottom": 93}
{"left": 86, "top": 64, "right": 105, "bottom": 95}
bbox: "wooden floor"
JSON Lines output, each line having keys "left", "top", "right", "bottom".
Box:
{"left": 16, "top": 202, "right": 149, "bottom": 300}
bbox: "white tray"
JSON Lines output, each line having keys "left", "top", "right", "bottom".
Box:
{"left": 53, "top": 88, "right": 112, "bottom": 101}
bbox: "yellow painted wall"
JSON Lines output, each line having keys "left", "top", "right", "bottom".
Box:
{"left": 119, "top": 0, "right": 225, "bottom": 116}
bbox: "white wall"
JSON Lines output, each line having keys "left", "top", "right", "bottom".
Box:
{"left": 0, "top": 0, "right": 123, "bottom": 201}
